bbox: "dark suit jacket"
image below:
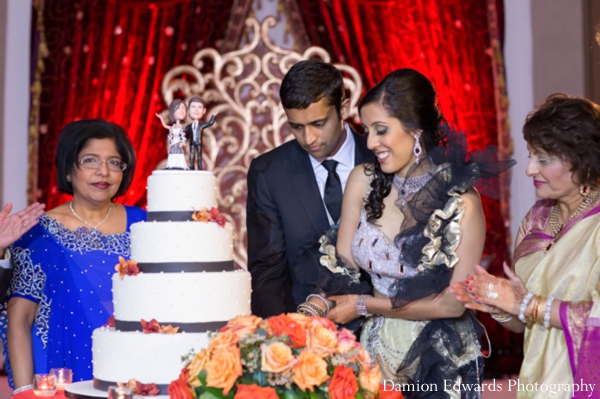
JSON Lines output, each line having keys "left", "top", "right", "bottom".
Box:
{"left": 184, "top": 115, "right": 216, "bottom": 143}
{"left": 246, "top": 131, "right": 375, "bottom": 317}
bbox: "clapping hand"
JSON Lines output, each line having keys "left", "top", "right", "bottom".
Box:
{"left": 0, "top": 202, "right": 46, "bottom": 253}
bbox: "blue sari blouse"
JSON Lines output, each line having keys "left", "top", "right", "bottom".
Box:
{"left": 0, "top": 205, "right": 146, "bottom": 386}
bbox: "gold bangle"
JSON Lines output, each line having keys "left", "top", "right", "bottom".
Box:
{"left": 536, "top": 296, "right": 547, "bottom": 325}
{"left": 528, "top": 295, "right": 541, "bottom": 324}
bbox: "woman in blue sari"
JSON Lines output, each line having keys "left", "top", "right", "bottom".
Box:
{"left": 2, "top": 120, "right": 146, "bottom": 393}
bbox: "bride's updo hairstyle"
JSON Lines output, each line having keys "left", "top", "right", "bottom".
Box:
{"left": 359, "top": 68, "right": 445, "bottom": 222}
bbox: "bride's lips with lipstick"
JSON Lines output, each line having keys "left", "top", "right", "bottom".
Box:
{"left": 533, "top": 180, "right": 545, "bottom": 187}
{"left": 93, "top": 182, "right": 110, "bottom": 189}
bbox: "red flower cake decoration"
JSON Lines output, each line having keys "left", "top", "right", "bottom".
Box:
{"left": 191, "top": 207, "right": 226, "bottom": 228}
{"left": 105, "top": 316, "right": 115, "bottom": 328}
{"left": 118, "top": 379, "right": 161, "bottom": 396}
{"left": 141, "top": 318, "right": 179, "bottom": 334}
{"left": 115, "top": 256, "right": 140, "bottom": 280}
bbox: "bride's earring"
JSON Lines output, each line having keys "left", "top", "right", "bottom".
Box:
{"left": 413, "top": 134, "right": 422, "bottom": 164}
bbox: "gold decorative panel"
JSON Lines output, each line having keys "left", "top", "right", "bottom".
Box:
{"left": 160, "top": 17, "right": 363, "bottom": 269}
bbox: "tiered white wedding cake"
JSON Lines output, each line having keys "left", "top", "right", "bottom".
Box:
{"left": 66, "top": 170, "right": 251, "bottom": 397}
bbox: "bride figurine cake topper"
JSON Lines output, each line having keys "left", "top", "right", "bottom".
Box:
{"left": 184, "top": 97, "right": 216, "bottom": 171}
{"left": 156, "top": 99, "right": 189, "bottom": 170}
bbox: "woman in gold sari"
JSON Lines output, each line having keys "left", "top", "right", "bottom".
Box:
{"left": 451, "top": 94, "right": 600, "bottom": 399}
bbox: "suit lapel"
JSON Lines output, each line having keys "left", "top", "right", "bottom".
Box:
{"left": 284, "top": 142, "right": 330, "bottom": 231}
{"left": 352, "top": 131, "right": 374, "bottom": 165}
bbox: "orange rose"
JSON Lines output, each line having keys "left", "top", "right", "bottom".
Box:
{"left": 206, "top": 346, "right": 243, "bottom": 395}
{"left": 221, "top": 315, "right": 262, "bottom": 338}
{"left": 336, "top": 328, "right": 359, "bottom": 354}
{"left": 186, "top": 348, "right": 210, "bottom": 387}
{"left": 328, "top": 365, "right": 358, "bottom": 399}
{"left": 208, "top": 330, "right": 239, "bottom": 353}
{"left": 168, "top": 369, "right": 194, "bottom": 399}
{"left": 260, "top": 341, "right": 296, "bottom": 373}
{"left": 291, "top": 350, "right": 329, "bottom": 392}
{"left": 379, "top": 383, "right": 404, "bottom": 399}
{"left": 307, "top": 325, "right": 338, "bottom": 356}
{"left": 267, "top": 314, "right": 307, "bottom": 348}
{"left": 358, "top": 364, "right": 381, "bottom": 394}
{"left": 348, "top": 346, "right": 372, "bottom": 367}
{"left": 234, "top": 384, "right": 279, "bottom": 399}
{"left": 287, "top": 313, "right": 310, "bottom": 327}
{"left": 308, "top": 316, "right": 337, "bottom": 331}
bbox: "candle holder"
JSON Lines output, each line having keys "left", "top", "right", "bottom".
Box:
{"left": 33, "top": 374, "right": 57, "bottom": 397}
{"left": 107, "top": 385, "right": 133, "bottom": 399}
{"left": 50, "top": 368, "right": 72, "bottom": 390}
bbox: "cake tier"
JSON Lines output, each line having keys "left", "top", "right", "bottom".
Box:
{"left": 112, "top": 269, "right": 251, "bottom": 331}
{"left": 130, "top": 221, "right": 233, "bottom": 266}
{"left": 92, "top": 327, "right": 209, "bottom": 389}
{"left": 146, "top": 170, "right": 217, "bottom": 215}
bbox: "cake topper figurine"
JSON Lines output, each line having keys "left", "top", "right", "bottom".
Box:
{"left": 156, "top": 99, "right": 189, "bottom": 170}
{"left": 184, "top": 97, "right": 216, "bottom": 170}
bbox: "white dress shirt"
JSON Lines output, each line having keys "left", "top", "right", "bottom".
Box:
{"left": 309, "top": 123, "right": 356, "bottom": 227}
{"left": 0, "top": 250, "right": 11, "bottom": 269}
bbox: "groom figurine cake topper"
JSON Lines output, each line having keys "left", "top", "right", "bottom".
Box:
{"left": 185, "top": 97, "right": 216, "bottom": 171}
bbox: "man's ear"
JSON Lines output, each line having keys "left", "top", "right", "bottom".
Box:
{"left": 340, "top": 98, "right": 350, "bottom": 121}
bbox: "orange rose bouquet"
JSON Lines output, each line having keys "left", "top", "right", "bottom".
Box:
{"left": 168, "top": 313, "right": 384, "bottom": 399}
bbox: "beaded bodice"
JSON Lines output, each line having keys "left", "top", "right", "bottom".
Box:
{"left": 351, "top": 210, "right": 418, "bottom": 297}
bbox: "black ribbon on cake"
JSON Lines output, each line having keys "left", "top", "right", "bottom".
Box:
{"left": 114, "top": 319, "right": 228, "bottom": 333}
{"left": 147, "top": 211, "right": 195, "bottom": 222}
{"left": 136, "top": 261, "right": 234, "bottom": 273}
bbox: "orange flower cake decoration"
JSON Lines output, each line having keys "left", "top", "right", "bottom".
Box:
{"left": 115, "top": 256, "right": 140, "bottom": 280}
{"left": 141, "top": 318, "right": 179, "bottom": 334}
{"left": 191, "top": 207, "right": 226, "bottom": 227}
{"left": 118, "top": 379, "right": 161, "bottom": 396}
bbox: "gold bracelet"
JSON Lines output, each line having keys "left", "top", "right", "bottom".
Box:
{"left": 528, "top": 295, "right": 541, "bottom": 324}
{"left": 535, "top": 295, "right": 547, "bottom": 325}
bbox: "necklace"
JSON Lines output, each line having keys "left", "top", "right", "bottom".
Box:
{"left": 69, "top": 201, "right": 113, "bottom": 230}
{"left": 392, "top": 173, "right": 432, "bottom": 206}
{"left": 545, "top": 190, "right": 598, "bottom": 251}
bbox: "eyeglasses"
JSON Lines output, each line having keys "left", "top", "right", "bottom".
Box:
{"left": 79, "top": 156, "right": 127, "bottom": 172}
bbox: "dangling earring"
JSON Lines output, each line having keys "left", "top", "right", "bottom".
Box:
{"left": 413, "top": 134, "right": 422, "bottom": 164}
{"left": 579, "top": 184, "right": 590, "bottom": 197}
{"left": 66, "top": 175, "right": 71, "bottom": 182}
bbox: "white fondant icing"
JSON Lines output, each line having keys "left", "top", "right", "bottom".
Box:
{"left": 93, "top": 327, "right": 210, "bottom": 385}
{"left": 130, "top": 221, "right": 233, "bottom": 263}
{"left": 113, "top": 270, "right": 251, "bottom": 323}
{"left": 147, "top": 170, "right": 217, "bottom": 212}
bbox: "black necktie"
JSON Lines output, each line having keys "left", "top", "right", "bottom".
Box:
{"left": 321, "top": 160, "right": 342, "bottom": 223}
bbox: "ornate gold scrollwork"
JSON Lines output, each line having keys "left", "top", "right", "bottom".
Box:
{"left": 161, "top": 16, "right": 363, "bottom": 269}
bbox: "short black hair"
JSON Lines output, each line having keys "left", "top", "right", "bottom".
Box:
{"left": 55, "top": 119, "right": 137, "bottom": 198}
{"left": 280, "top": 60, "right": 345, "bottom": 118}
{"left": 523, "top": 93, "right": 600, "bottom": 187}
{"left": 187, "top": 97, "right": 206, "bottom": 108}
{"left": 168, "top": 99, "right": 186, "bottom": 123}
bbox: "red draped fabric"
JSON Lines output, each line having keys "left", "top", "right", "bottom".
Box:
{"left": 294, "top": 0, "right": 520, "bottom": 374}
{"left": 37, "top": 0, "right": 234, "bottom": 209}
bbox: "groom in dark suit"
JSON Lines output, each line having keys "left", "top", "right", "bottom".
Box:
{"left": 247, "top": 60, "right": 374, "bottom": 317}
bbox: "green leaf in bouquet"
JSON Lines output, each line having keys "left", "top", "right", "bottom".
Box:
{"left": 281, "top": 388, "right": 303, "bottom": 399}
{"left": 199, "top": 389, "right": 225, "bottom": 399}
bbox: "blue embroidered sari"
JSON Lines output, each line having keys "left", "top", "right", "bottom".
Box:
{"left": 0, "top": 205, "right": 146, "bottom": 386}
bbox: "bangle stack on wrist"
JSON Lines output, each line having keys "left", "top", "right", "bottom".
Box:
{"left": 521, "top": 293, "right": 557, "bottom": 328}
{"left": 306, "top": 294, "right": 331, "bottom": 315}
{"left": 356, "top": 295, "right": 373, "bottom": 317}
{"left": 518, "top": 291, "right": 536, "bottom": 323}
{"left": 297, "top": 301, "right": 325, "bottom": 317}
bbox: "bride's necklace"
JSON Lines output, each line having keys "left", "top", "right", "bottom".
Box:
{"left": 69, "top": 201, "right": 113, "bottom": 230}
{"left": 392, "top": 173, "right": 432, "bottom": 206}
{"left": 546, "top": 190, "right": 598, "bottom": 251}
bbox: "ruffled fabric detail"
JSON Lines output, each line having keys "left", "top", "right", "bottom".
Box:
{"left": 419, "top": 191, "right": 464, "bottom": 272}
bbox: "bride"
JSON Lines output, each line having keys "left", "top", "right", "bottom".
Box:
{"left": 321, "top": 69, "right": 512, "bottom": 397}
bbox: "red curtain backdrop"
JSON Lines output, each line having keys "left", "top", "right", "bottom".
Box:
{"left": 37, "top": 0, "right": 234, "bottom": 209}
